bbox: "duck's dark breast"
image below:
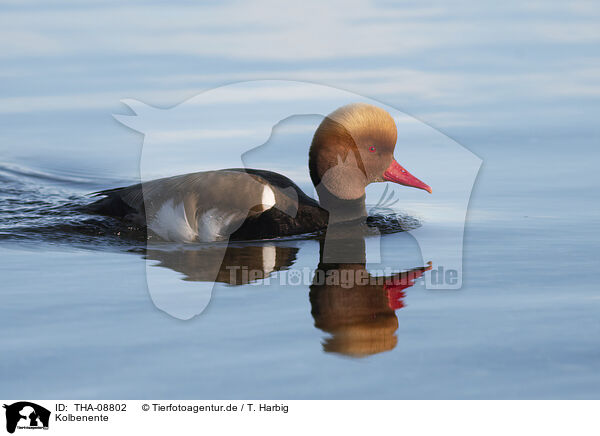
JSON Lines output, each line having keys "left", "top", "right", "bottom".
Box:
{"left": 227, "top": 168, "right": 329, "bottom": 240}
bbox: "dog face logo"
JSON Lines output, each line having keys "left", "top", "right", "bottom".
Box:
{"left": 115, "top": 80, "right": 481, "bottom": 319}
{"left": 3, "top": 402, "right": 50, "bottom": 434}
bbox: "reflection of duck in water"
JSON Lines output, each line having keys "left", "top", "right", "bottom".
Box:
{"left": 145, "top": 244, "right": 298, "bottom": 285}
{"left": 86, "top": 103, "right": 430, "bottom": 242}
{"left": 141, "top": 221, "right": 429, "bottom": 358}
{"left": 310, "top": 235, "right": 431, "bottom": 358}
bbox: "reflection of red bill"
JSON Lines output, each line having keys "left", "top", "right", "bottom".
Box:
{"left": 384, "top": 262, "right": 433, "bottom": 310}
{"left": 385, "top": 290, "right": 407, "bottom": 310}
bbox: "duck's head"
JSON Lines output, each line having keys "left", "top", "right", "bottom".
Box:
{"left": 309, "top": 103, "right": 431, "bottom": 202}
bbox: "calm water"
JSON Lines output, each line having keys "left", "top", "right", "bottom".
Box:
{"left": 1, "top": 0, "right": 599, "bottom": 399}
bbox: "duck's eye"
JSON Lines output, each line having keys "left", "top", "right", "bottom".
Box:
{"left": 369, "top": 145, "right": 377, "bottom": 153}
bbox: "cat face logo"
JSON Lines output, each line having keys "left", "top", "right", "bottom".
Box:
{"left": 3, "top": 402, "right": 50, "bottom": 434}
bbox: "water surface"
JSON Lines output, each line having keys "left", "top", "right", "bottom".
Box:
{"left": 1, "top": 0, "right": 599, "bottom": 399}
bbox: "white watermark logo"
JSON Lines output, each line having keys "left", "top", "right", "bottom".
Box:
{"left": 114, "top": 80, "right": 481, "bottom": 320}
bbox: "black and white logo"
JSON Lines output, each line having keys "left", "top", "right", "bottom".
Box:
{"left": 3, "top": 402, "right": 50, "bottom": 434}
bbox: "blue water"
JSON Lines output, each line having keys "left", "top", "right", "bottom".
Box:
{"left": 1, "top": 0, "right": 600, "bottom": 399}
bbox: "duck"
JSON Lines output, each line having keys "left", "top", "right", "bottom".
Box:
{"left": 86, "top": 103, "right": 431, "bottom": 242}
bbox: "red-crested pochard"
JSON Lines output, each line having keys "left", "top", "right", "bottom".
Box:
{"left": 87, "top": 103, "right": 431, "bottom": 241}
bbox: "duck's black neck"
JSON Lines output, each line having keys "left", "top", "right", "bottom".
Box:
{"left": 317, "top": 228, "right": 367, "bottom": 266}
{"left": 315, "top": 186, "right": 367, "bottom": 225}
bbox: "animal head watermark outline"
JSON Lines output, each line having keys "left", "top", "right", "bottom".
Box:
{"left": 114, "top": 80, "right": 481, "bottom": 320}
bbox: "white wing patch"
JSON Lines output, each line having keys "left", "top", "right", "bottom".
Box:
{"left": 261, "top": 185, "right": 276, "bottom": 211}
{"left": 149, "top": 199, "right": 197, "bottom": 242}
